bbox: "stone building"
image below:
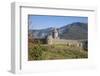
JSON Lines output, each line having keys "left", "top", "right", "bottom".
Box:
{"left": 46, "top": 28, "right": 87, "bottom": 50}
{"left": 52, "top": 28, "right": 59, "bottom": 39}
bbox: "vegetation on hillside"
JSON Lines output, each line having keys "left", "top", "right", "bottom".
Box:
{"left": 28, "top": 41, "right": 88, "bottom": 60}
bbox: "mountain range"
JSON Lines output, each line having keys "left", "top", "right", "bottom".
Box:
{"left": 29, "top": 22, "right": 88, "bottom": 40}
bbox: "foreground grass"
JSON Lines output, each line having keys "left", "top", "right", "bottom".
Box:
{"left": 28, "top": 43, "right": 88, "bottom": 61}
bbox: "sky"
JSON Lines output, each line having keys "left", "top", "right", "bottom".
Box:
{"left": 28, "top": 15, "right": 88, "bottom": 30}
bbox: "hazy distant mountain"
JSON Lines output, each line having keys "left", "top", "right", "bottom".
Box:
{"left": 29, "top": 22, "right": 88, "bottom": 40}
{"left": 29, "top": 27, "right": 54, "bottom": 39}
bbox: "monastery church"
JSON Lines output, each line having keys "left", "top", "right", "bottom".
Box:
{"left": 46, "top": 28, "right": 87, "bottom": 49}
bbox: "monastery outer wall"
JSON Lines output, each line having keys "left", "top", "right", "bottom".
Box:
{"left": 47, "top": 39, "right": 87, "bottom": 48}
{"left": 51, "top": 39, "right": 81, "bottom": 47}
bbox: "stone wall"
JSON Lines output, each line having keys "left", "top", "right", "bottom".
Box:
{"left": 51, "top": 39, "right": 81, "bottom": 47}
{"left": 47, "top": 38, "right": 87, "bottom": 49}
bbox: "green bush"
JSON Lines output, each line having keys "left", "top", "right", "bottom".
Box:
{"left": 28, "top": 44, "right": 48, "bottom": 60}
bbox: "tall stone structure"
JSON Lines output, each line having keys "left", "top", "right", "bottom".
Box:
{"left": 53, "top": 28, "right": 59, "bottom": 39}
{"left": 46, "top": 28, "right": 59, "bottom": 45}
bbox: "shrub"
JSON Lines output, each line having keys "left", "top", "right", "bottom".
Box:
{"left": 28, "top": 44, "right": 48, "bottom": 60}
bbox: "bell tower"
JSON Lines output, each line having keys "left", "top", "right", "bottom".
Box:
{"left": 53, "top": 28, "right": 59, "bottom": 39}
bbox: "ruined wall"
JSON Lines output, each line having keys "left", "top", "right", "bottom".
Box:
{"left": 51, "top": 39, "right": 81, "bottom": 47}
{"left": 47, "top": 38, "right": 88, "bottom": 49}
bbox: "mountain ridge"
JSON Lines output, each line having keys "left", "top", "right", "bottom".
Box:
{"left": 29, "top": 22, "right": 88, "bottom": 40}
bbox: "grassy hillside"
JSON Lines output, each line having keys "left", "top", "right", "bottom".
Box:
{"left": 28, "top": 42, "right": 88, "bottom": 61}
